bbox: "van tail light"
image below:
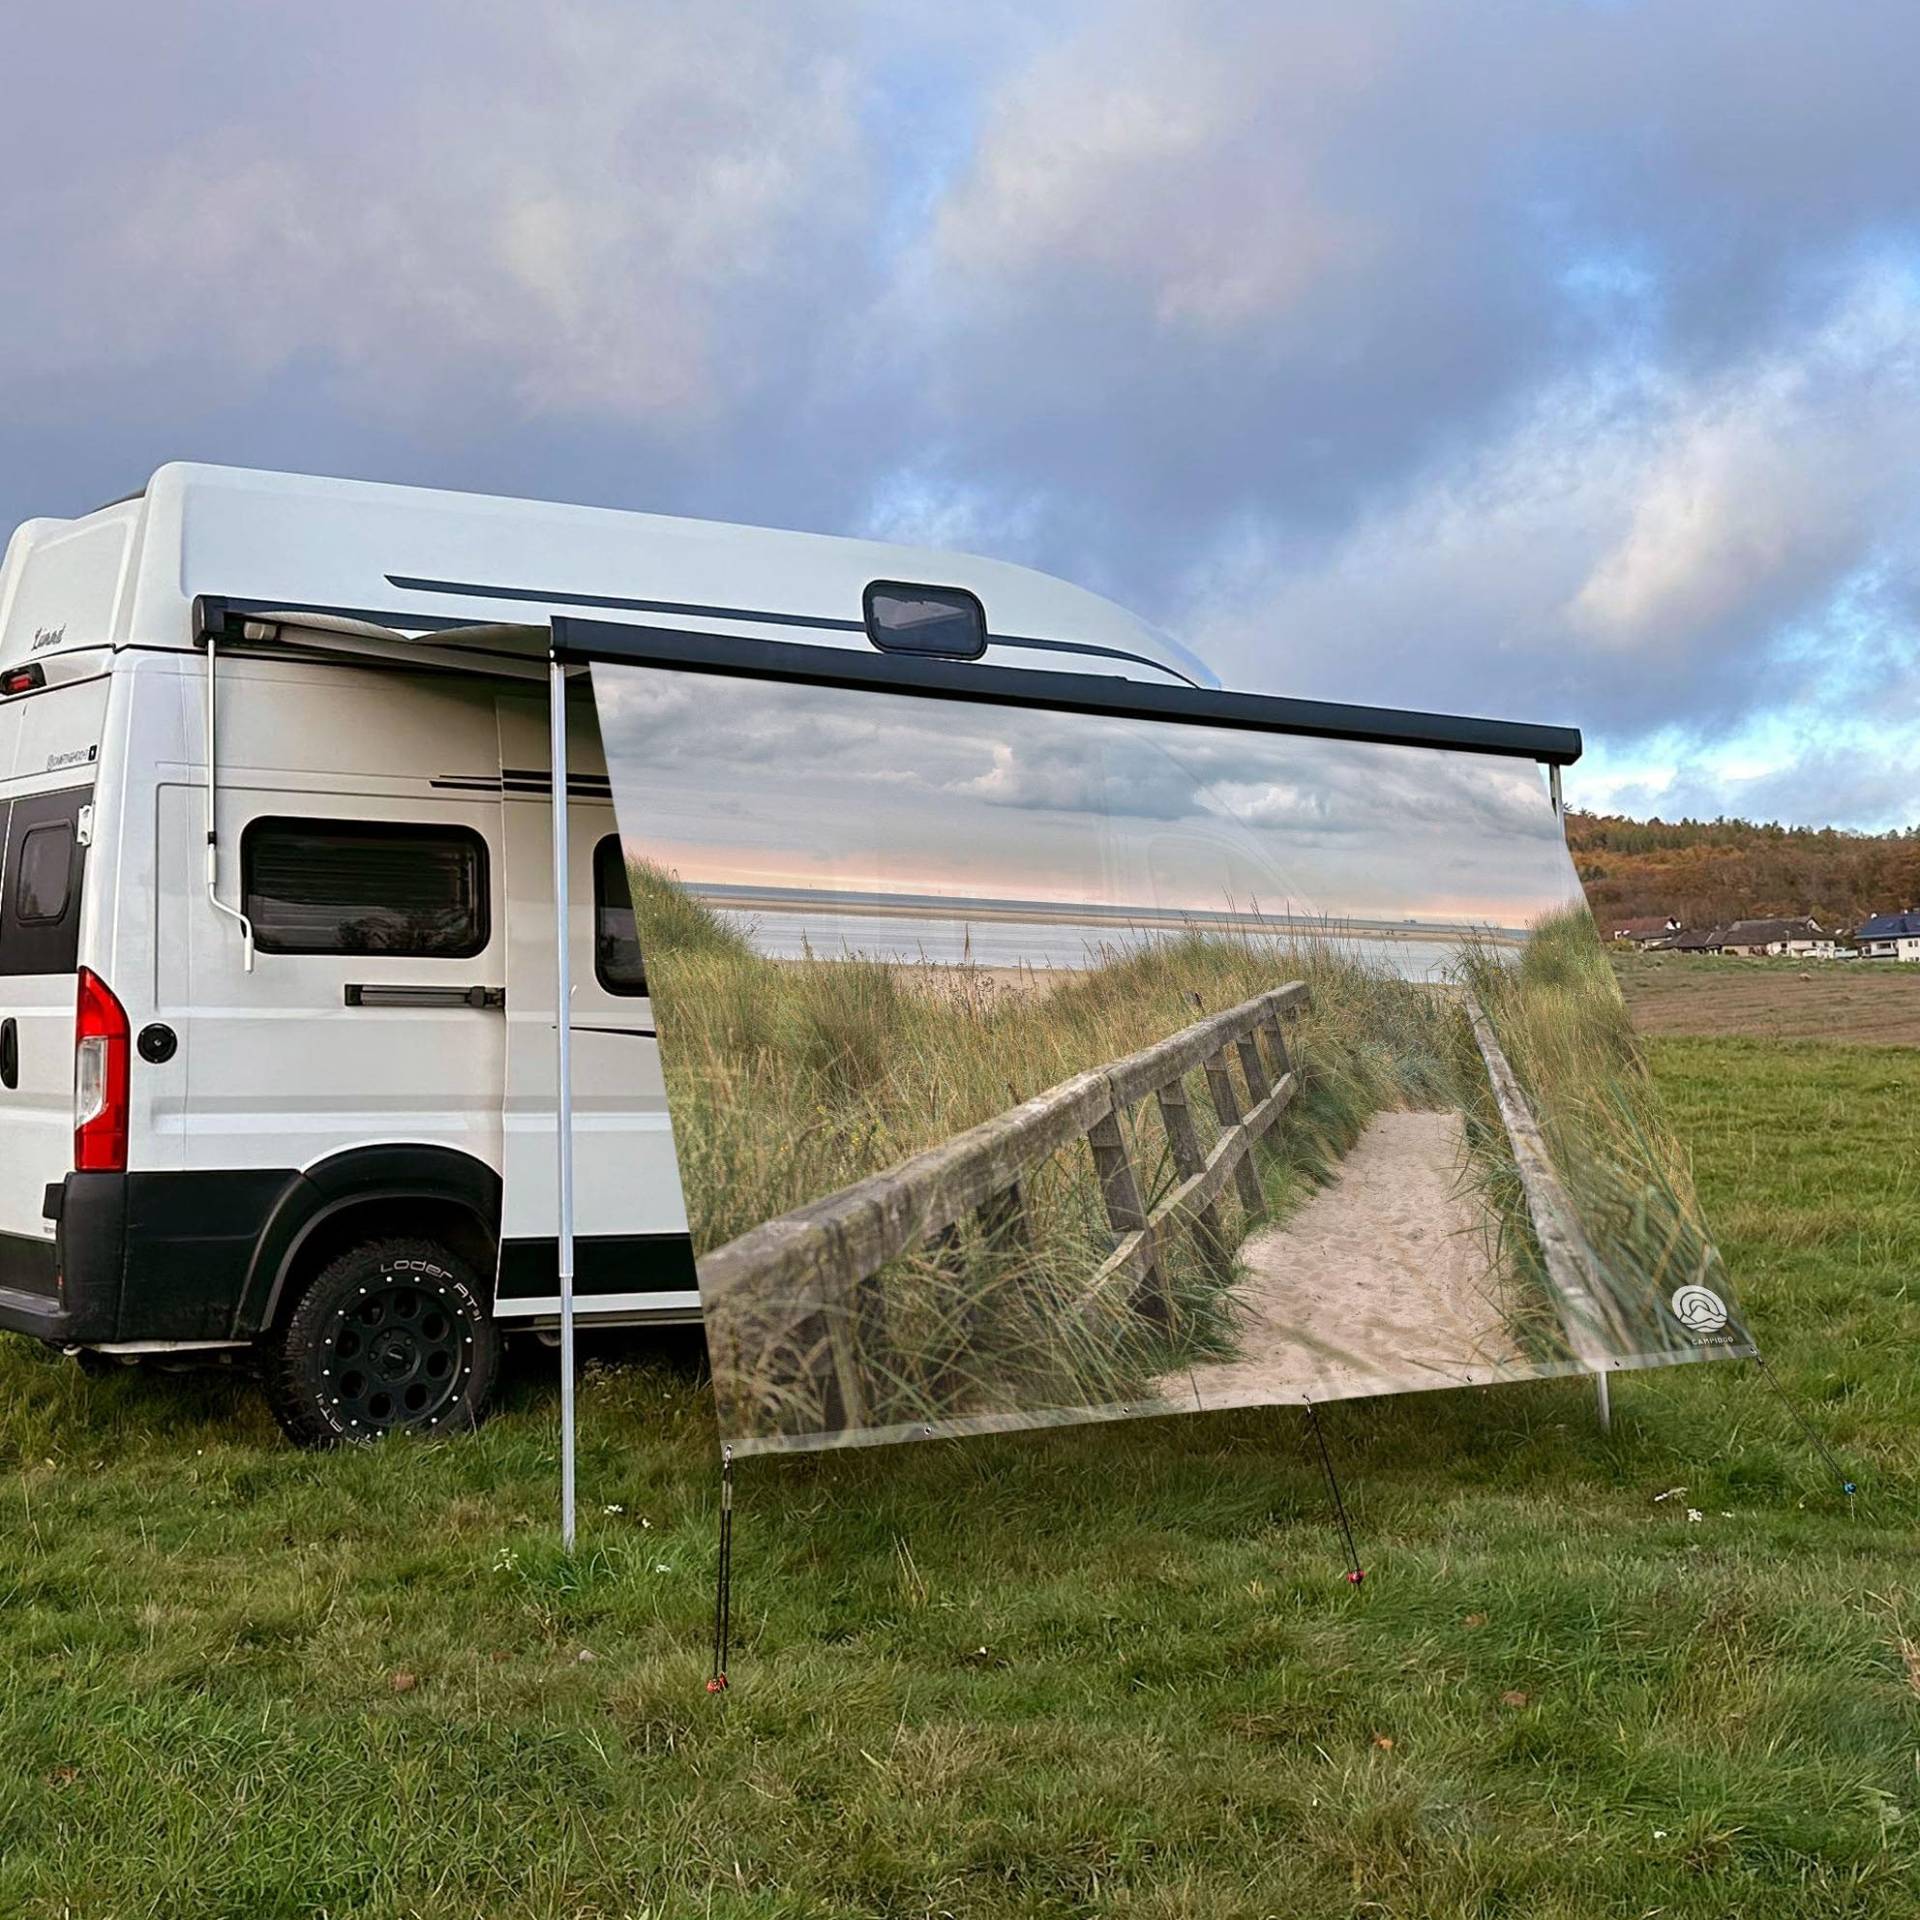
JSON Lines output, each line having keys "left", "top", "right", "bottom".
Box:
{"left": 74, "top": 968, "right": 130, "bottom": 1173}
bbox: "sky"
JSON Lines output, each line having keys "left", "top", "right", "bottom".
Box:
{"left": 594, "top": 666, "right": 1584, "bottom": 930}
{"left": 3, "top": 1, "right": 1917, "bottom": 830}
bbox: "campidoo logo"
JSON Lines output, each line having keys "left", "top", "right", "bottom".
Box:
{"left": 1669, "top": 1284, "right": 1729, "bottom": 1335}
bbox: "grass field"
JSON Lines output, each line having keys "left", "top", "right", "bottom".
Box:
{"left": 2, "top": 1004, "right": 1917, "bottom": 1914}
{"left": 1614, "top": 949, "right": 1920, "bottom": 1046}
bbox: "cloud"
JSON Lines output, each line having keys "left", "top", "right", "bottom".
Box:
{"left": 4, "top": 0, "right": 1920, "bottom": 830}
{"left": 960, "top": 737, "right": 1199, "bottom": 820}
{"left": 1184, "top": 265, "right": 1920, "bottom": 744}
{"left": 0, "top": 2, "right": 879, "bottom": 427}
{"left": 929, "top": 7, "right": 1377, "bottom": 334}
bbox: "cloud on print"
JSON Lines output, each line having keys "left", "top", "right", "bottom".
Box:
{"left": 598, "top": 675, "right": 1578, "bottom": 925}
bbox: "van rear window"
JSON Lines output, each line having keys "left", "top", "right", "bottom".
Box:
{"left": 242, "top": 818, "right": 489, "bottom": 957}
{"left": 0, "top": 788, "right": 88, "bottom": 976}
{"left": 15, "top": 823, "right": 74, "bottom": 923}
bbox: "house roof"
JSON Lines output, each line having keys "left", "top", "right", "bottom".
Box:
{"left": 1857, "top": 910, "right": 1920, "bottom": 940}
{"left": 1662, "top": 928, "right": 1726, "bottom": 951}
{"left": 1720, "top": 916, "right": 1825, "bottom": 944}
{"left": 1610, "top": 916, "right": 1675, "bottom": 939}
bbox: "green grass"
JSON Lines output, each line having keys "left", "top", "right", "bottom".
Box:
{"left": 3, "top": 1034, "right": 1918, "bottom": 1917}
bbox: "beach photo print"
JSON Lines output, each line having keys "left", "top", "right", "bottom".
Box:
{"left": 592, "top": 663, "right": 1751, "bottom": 1455}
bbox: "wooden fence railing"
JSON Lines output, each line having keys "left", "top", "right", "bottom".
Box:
{"left": 700, "top": 982, "right": 1310, "bottom": 1434}
{"left": 1462, "top": 993, "right": 1617, "bottom": 1372}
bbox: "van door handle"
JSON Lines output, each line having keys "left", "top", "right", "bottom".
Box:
{"left": 0, "top": 1018, "right": 16, "bottom": 1091}
{"left": 343, "top": 984, "right": 506, "bottom": 1009}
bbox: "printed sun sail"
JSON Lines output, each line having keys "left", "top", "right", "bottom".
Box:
{"left": 590, "top": 660, "right": 1750, "bottom": 1455}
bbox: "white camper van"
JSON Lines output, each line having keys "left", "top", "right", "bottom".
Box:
{"left": 0, "top": 464, "right": 1213, "bottom": 1442}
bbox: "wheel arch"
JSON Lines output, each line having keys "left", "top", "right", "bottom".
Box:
{"left": 236, "top": 1145, "right": 502, "bottom": 1336}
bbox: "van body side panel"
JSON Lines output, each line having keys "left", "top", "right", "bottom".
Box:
{"left": 172, "top": 657, "right": 510, "bottom": 1180}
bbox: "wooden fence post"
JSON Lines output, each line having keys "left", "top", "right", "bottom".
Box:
{"left": 1204, "top": 1047, "right": 1266, "bottom": 1214}
{"left": 789, "top": 1282, "right": 869, "bottom": 1436}
{"left": 1155, "top": 1076, "right": 1231, "bottom": 1275}
{"left": 1086, "top": 1104, "right": 1167, "bottom": 1320}
{"left": 1235, "top": 1031, "right": 1273, "bottom": 1109}
{"left": 976, "top": 1180, "right": 1029, "bottom": 1253}
{"left": 963, "top": 1182, "right": 1034, "bottom": 1361}
{"left": 1261, "top": 1013, "right": 1292, "bottom": 1082}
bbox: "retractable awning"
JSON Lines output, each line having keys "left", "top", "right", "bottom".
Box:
{"left": 188, "top": 598, "right": 1589, "bottom": 1544}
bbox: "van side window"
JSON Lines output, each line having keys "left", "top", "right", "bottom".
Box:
{"left": 593, "top": 836, "right": 647, "bottom": 996}
{"left": 0, "top": 788, "right": 88, "bottom": 976}
{"left": 242, "top": 818, "right": 489, "bottom": 957}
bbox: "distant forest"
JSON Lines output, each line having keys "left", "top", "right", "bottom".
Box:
{"left": 1568, "top": 812, "right": 1920, "bottom": 930}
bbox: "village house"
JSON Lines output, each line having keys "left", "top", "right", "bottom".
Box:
{"left": 1715, "top": 916, "right": 1839, "bottom": 958}
{"left": 1609, "top": 916, "right": 1680, "bottom": 945}
{"left": 1855, "top": 909, "right": 1920, "bottom": 962}
{"left": 1656, "top": 926, "right": 1725, "bottom": 954}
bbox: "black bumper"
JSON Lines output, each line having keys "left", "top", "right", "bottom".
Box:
{"left": 0, "top": 1170, "right": 295, "bottom": 1346}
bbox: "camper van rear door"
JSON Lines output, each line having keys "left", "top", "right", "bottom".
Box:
{"left": 0, "top": 786, "right": 93, "bottom": 1294}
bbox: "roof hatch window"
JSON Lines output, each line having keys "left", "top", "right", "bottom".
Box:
{"left": 862, "top": 582, "right": 987, "bottom": 661}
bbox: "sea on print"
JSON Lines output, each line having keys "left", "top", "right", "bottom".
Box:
{"left": 693, "top": 885, "right": 1524, "bottom": 983}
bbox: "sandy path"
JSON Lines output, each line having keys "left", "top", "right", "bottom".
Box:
{"left": 1173, "top": 1108, "right": 1524, "bottom": 1410}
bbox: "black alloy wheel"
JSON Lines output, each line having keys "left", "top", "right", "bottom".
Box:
{"left": 264, "top": 1236, "right": 499, "bottom": 1446}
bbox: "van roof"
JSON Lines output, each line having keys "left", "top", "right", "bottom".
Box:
{"left": 0, "top": 462, "right": 1216, "bottom": 687}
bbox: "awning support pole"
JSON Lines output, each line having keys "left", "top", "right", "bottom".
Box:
{"left": 1544, "top": 760, "right": 1605, "bottom": 1431}
{"left": 550, "top": 655, "right": 577, "bottom": 1553}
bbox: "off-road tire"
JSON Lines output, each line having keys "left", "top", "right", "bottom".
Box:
{"left": 264, "top": 1236, "right": 498, "bottom": 1447}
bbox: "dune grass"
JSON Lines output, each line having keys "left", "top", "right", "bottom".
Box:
{"left": 0, "top": 1027, "right": 1914, "bottom": 1917}
{"left": 1457, "top": 908, "right": 1738, "bottom": 1367}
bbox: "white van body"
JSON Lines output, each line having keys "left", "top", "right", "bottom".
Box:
{"left": 0, "top": 464, "right": 1211, "bottom": 1428}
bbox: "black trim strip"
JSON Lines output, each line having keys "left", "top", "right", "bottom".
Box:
{"left": 0, "top": 1230, "right": 58, "bottom": 1300}
{"left": 392, "top": 571, "right": 866, "bottom": 632}
{"left": 983, "top": 632, "right": 1196, "bottom": 676}
{"left": 501, "top": 768, "right": 613, "bottom": 796}
{"left": 425, "top": 775, "right": 617, "bottom": 798}
{"left": 386, "top": 573, "right": 1203, "bottom": 686}
{"left": 344, "top": 983, "right": 505, "bottom": 1010}
{"left": 552, "top": 619, "right": 1584, "bottom": 765}
{"left": 497, "top": 1231, "right": 698, "bottom": 1299}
